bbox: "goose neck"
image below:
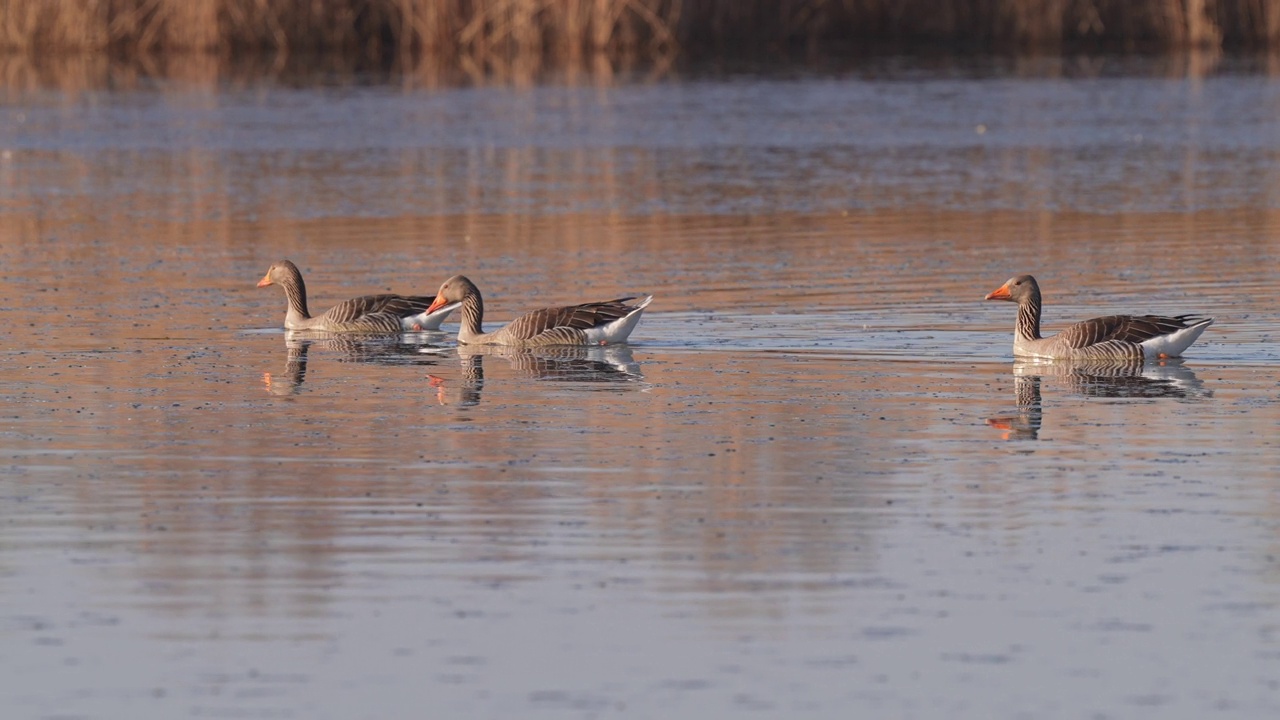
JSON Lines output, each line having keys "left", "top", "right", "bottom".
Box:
{"left": 1016, "top": 292, "right": 1042, "bottom": 341}
{"left": 458, "top": 286, "right": 485, "bottom": 341}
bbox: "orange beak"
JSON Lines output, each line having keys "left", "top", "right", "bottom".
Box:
{"left": 256, "top": 271, "right": 273, "bottom": 288}
{"left": 426, "top": 295, "right": 449, "bottom": 314}
{"left": 984, "top": 284, "right": 1012, "bottom": 301}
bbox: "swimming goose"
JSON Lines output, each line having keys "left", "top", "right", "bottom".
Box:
{"left": 426, "top": 275, "right": 652, "bottom": 346}
{"left": 257, "top": 259, "right": 460, "bottom": 333}
{"left": 984, "top": 274, "right": 1212, "bottom": 361}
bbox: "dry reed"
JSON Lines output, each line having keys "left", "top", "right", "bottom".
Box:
{"left": 5, "top": 0, "right": 1280, "bottom": 56}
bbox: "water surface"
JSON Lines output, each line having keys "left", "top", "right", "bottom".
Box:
{"left": 2, "top": 54, "right": 1280, "bottom": 719}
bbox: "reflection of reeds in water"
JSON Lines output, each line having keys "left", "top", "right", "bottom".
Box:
{"left": 0, "top": 45, "right": 676, "bottom": 94}
{"left": 989, "top": 359, "right": 1210, "bottom": 440}
{"left": 4, "top": 0, "right": 1280, "bottom": 56}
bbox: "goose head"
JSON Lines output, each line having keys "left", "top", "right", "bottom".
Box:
{"left": 257, "top": 259, "right": 302, "bottom": 289}
{"left": 427, "top": 275, "right": 479, "bottom": 314}
{"left": 985, "top": 274, "right": 1040, "bottom": 304}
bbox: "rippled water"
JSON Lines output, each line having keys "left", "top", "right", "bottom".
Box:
{"left": 3, "top": 54, "right": 1280, "bottom": 719}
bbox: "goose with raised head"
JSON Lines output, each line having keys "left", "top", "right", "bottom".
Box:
{"left": 257, "top": 259, "right": 460, "bottom": 333}
{"left": 984, "top": 274, "right": 1212, "bottom": 361}
{"left": 426, "top": 275, "right": 652, "bottom": 347}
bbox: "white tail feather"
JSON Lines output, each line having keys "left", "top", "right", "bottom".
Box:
{"left": 584, "top": 295, "right": 652, "bottom": 345}
{"left": 1140, "top": 318, "right": 1214, "bottom": 359}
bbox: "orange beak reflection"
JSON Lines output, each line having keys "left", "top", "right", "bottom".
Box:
{"left": 986, "top": 417, "right": 1015, "bottom": 441}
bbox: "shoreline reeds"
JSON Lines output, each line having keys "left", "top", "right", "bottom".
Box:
{"left": 5, "top": 1, "right": 1280, "bottom": 59}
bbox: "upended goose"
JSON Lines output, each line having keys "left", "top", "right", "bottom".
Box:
{"left": 426, "top": 275, "right": 652, "bottom": 346}
{"left": 984, "top": 274, "right": 1213, "bottom": 361}
{"left": 257, "top": 259, "right": 460, "bottom": 333}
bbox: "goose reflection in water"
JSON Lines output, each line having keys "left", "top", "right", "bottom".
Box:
{"left": 426, "top": 344, "right": 645, "bottom": 405}
{"left": 428, "top": 353, "right": 484, "bottom": 407}
{"left": 263, "top": 336, "right": 311, "bottom": 395}
{"left": 987, "top": 359, "right": 1210, "bottom": 441}
{"left": 263, "top": 330, "right": 453, "bottom": 395}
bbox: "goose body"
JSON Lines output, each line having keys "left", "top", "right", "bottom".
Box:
{"left": 257, "top": 259, "right": 459, "bottom": 333}
{"left": 984, "top": 274, "right": 1212, "bottom": 361}
{"left": 426, "top": 275, "right": 651, "bottom": 347}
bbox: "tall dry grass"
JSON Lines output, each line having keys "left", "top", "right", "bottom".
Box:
{"left": 5, "top": 0, "right": 1280, "bottom": 56}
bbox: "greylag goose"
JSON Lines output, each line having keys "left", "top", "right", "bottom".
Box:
{"left": 426, "top": 275, "right": 652, "bottom": 346}
{"left": 257, "top": 259, "right": 460, "bottom": 333}
{"left": 984, "top": 274, "right": 1213, "bottom": 361}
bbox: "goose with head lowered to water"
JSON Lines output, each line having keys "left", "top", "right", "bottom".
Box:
{"left": 983, "top": 274, "right": 1213, "bottom": 362}
{"left": 426, "top": 275, "right": 652, "bottom": 347}
{"left": 257, "top": 259, "right": 460, "bottom": 333}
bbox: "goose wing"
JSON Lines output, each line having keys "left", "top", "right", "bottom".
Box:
{"left": 319, "top": 294, "right": 436, "bottom": 323}
{"left": 503, "top": 298, "right": 644, "bottom": 342}
{"left": 1055, "top": 314, "right": 1203, "bottom": 349}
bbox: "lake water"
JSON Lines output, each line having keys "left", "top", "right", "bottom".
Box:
{"left": 3, "top": 52, "right": 1280, "bottom": 719}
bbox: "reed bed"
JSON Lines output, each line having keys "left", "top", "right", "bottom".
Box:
{"left": 5, "top": 0, "right": 1280, "bottom": 56}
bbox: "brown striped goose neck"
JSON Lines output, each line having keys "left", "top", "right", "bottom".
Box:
{"left": 427, "top": 274, "right": 652, "bottom": 347}
{"left": 258, "top": 260, "right": 312, "bottom": 326}
{"left": 431, "top": 275, "right": 486, "bottom": 339}
{"left": 256, "top": 259, "right": 459, "bottom": 333}
{"left": 985, "top": 274, "right": 1043, "bottom": 341}
{"left": 984, "top": 274, "right": 1213, "bottom": 362}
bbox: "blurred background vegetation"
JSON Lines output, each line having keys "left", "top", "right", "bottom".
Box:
{"left": 4, "top": 0, "right": 1277, "bottom": 60}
